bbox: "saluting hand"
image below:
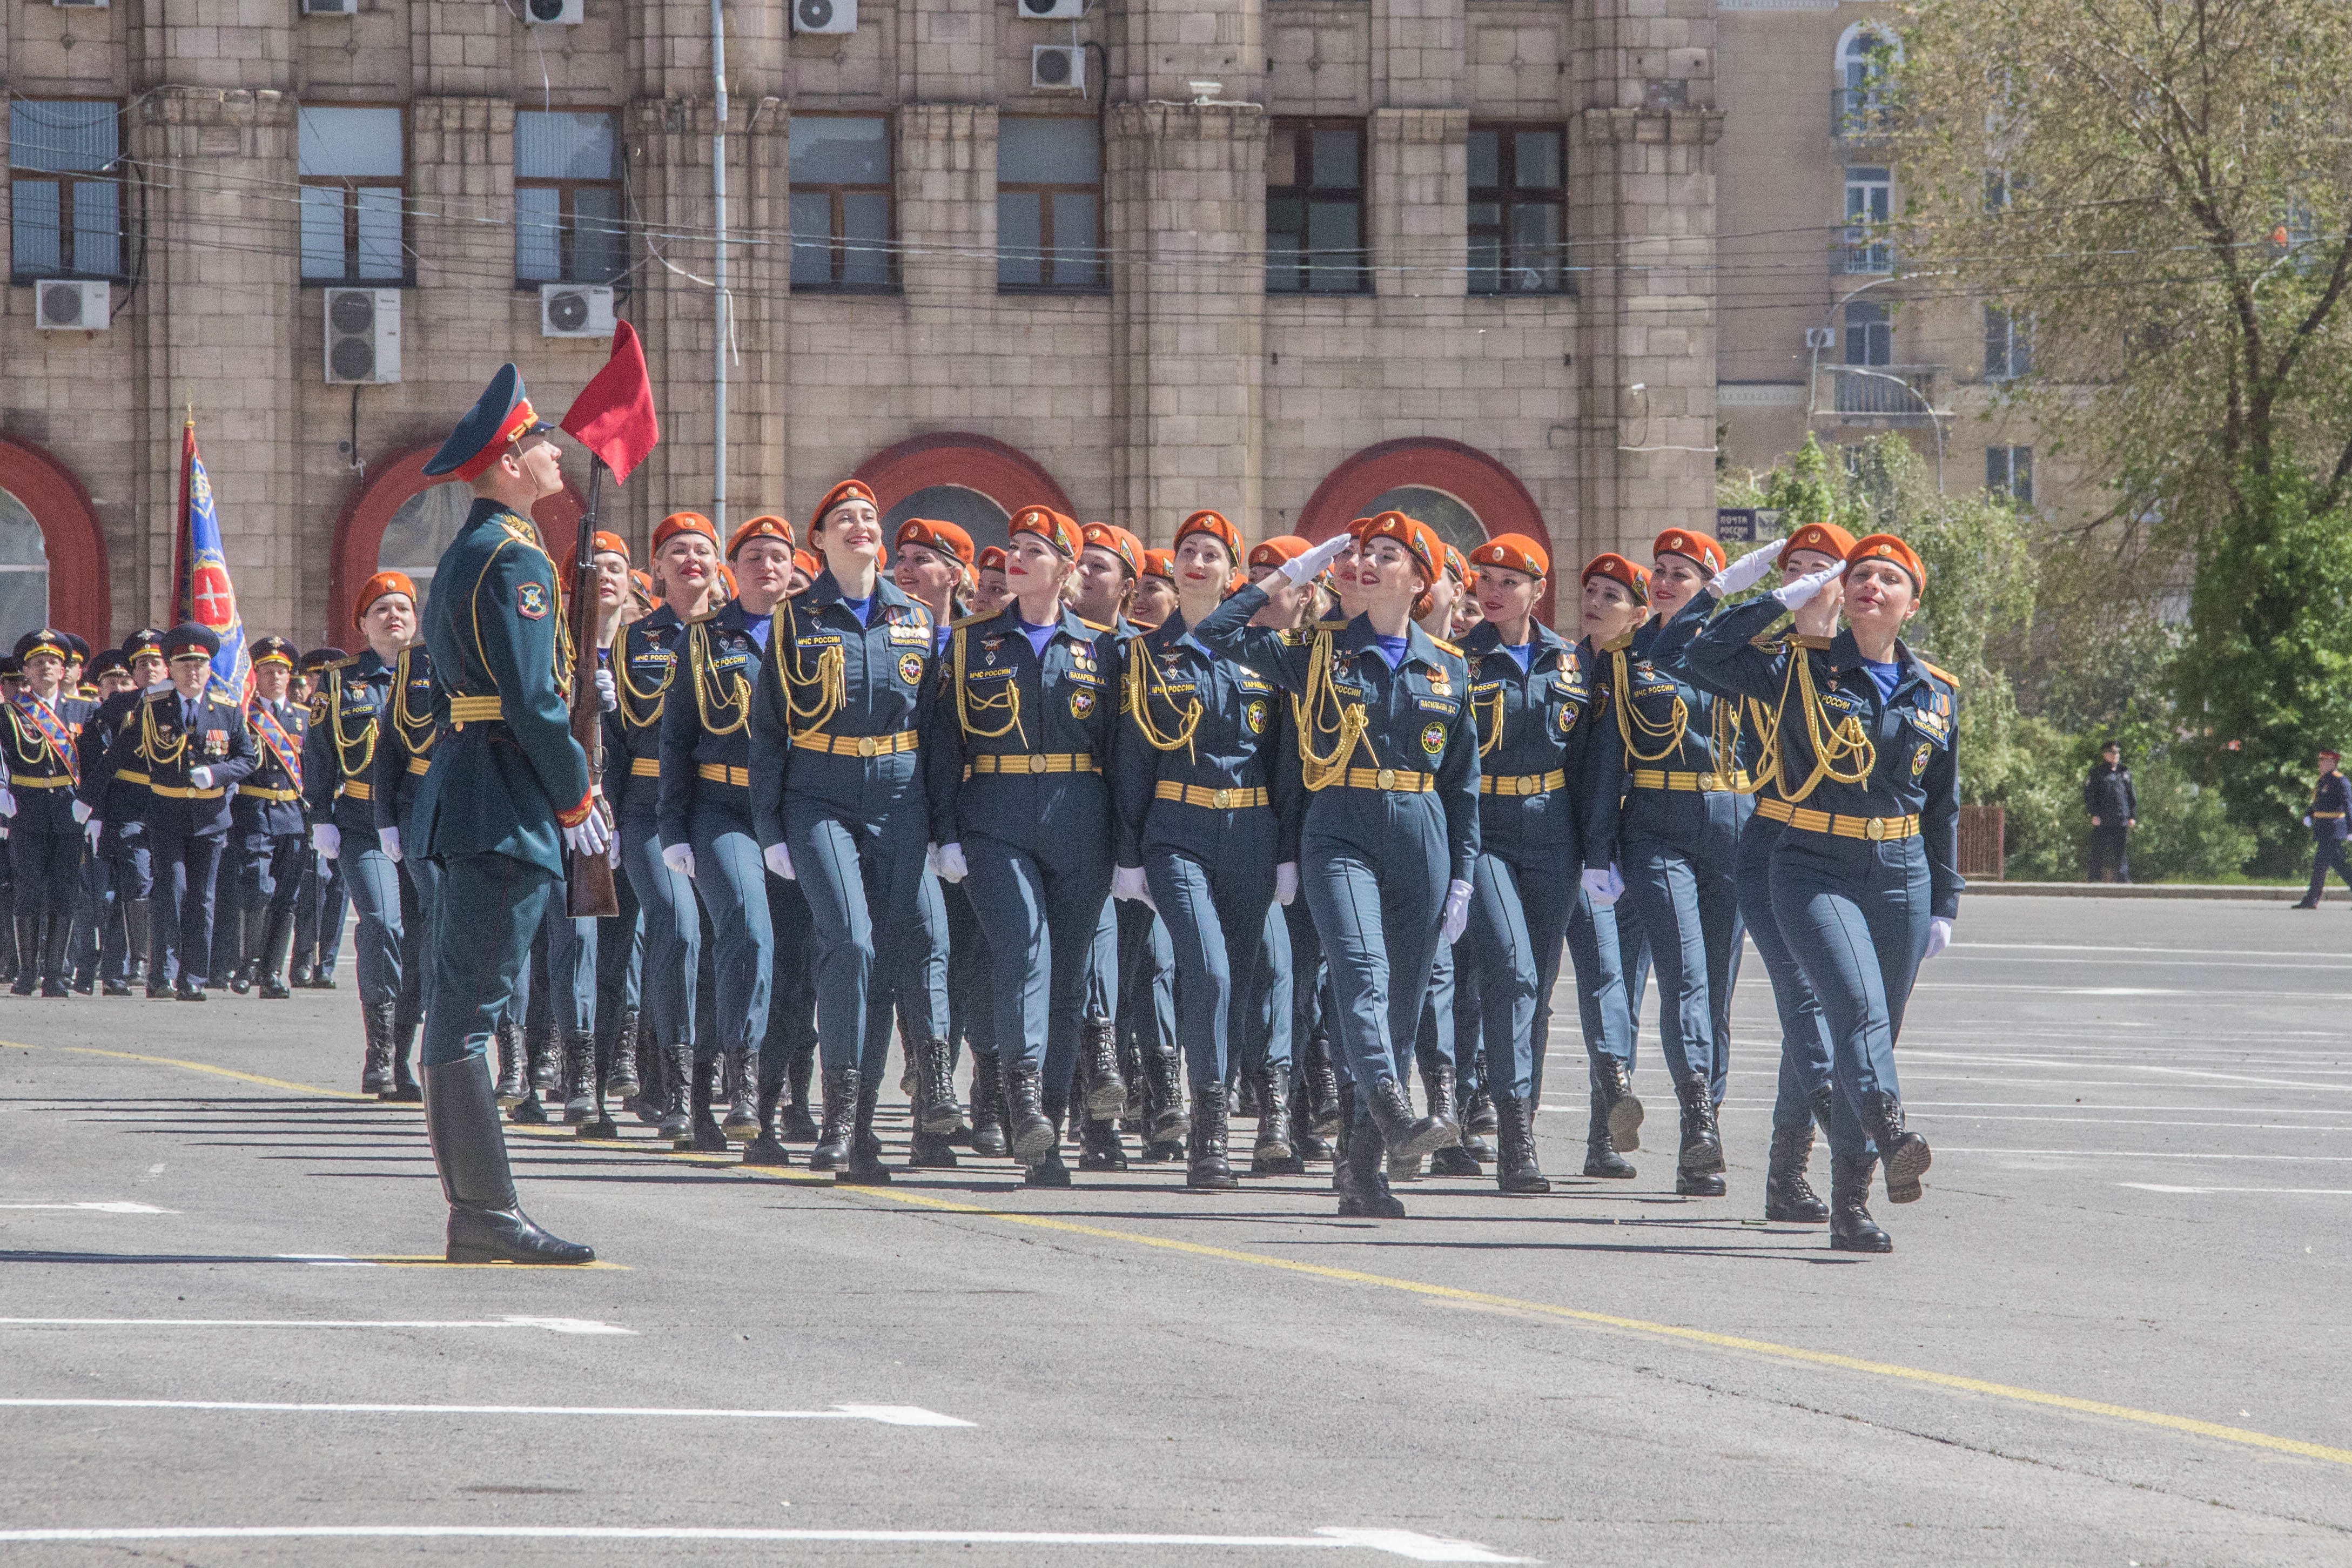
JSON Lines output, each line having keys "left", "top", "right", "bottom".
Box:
{"left": 1773, "top": 564, "right": 1844, "bottom": 611}
{"left": 1707, "top": 546, "right": 1780, "bottom": 601}
{"left": 1280, "top": 534, "right": 1351, "bottom": 587}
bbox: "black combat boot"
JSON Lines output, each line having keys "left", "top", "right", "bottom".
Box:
{"left": 1301, "top": 1030, "right": 1342, "bottom": 1139}
{"left": 575, "top": 1024, "right": 619, "bottom": 1140}
{"left": 1079, "top": 1012, "right": 1125, "bottom": 1119}
{"left": 1144, "top": 1039, "right": 1187, "bottom": 1149}
{"left": 1337, "top": 1112, "right": 1405, "bottom": 1219}
{"left": 1290, "top": 1071, "right": 1332, "bottom": 1162}
{"left": 839, "top": 1073, "right": 892, "bottom": 1185}
{"left": 602, "top": 1007, "right": 642, "bottom": 1110}
{"left": 1583, "top": 1088, "right": 1636, "bottom": 1178}
{"left": 360, "top": 1001, "right": 395, "bottom": 1095}
{"left": 423, "top": 1055, "right": 594, "bottom": 1265}
{"left": 908, "top": 1114, "right": 960, "bottom": 1169}
{"left": 384, "top": 1016, "right": 423, "bottom": 1104}
{"left": 493, "top": 1021, "right": 525, "bottom": 1108}
{"left": 1494, "top": 1096, "right": 1551, "bottom": 1194}
{"left": 809, "top": 1068, "right": 856, "bottom": 1172}
{"left": 1763, "top": 1118, "right": 1829, "bottom": 1223}
{"left": 1829, "top": 1154, "right": 1892, "bottom": 1253}
{"left": 679, "top": 1056, "right": 728, "bottom": 1152}
{"left": 968, "top": 1054, "right": 1009, "bottom": 1157}
{"left": 1187, "top": 1080, "right": 1238, "bottom": 1190}
{"left": 10, "top": 918, "right": 39, "bottom": 997}
{"left": 43, "top": 917, "right": 76, "bottom": 998}
{"left": 743, "top": 1075, "right": 792, "bottom": 1166}
{"left": 914, "top": 1035, "right": 960, "bottom": 1135}
{"left": 657, "top": 1046, "right": 694, "bottom": 1141}
{"left": 1077, "top": 1112, "right": 1129, "bottom": 1172}
{"left": 1462, "top": 1086, "right": 1499, "bottom": 1165}
{"left": 629, "top": 1020, "right": 667, "bottom": 1124}
{"left": 1332, "top": 1081, "right": 1355, "bottom": 1192}
{"left": 1024, "top": 1090, "right": 1072, "bottom": 1187}
{"left": 256, "top": 907, "right": 296, "bottom": 1000}
{"left": 1674, "top": 1078, "right": 1725, "bottom": 1196}
{"left": 1367, "top": 1075, "right": 1452, "bottom": 1161}
{"left": 723, "top": 1051, "right": 761, "bottom": 1142}
{"left": 226, "top": 909, "right": 256, "bottom": 994}
{"left": 1862, "top": 1091, "right": 1931, "bottom": 1203}
{"left": 1595, "top": 1056, "right": 1643, "bottom": 1152}
{"left": 781, "top": 1047, "right": 821, "bottom": 1141}
{"left": 1423, "top": 1061, "right": 1480, "bottom": 1177}
{"left": 1249, "top": 1066, "right": 1304, "bottom": 1175}
{"left": 508, "top": 1025, "right": 553, "bottom": 1125}
{"left": 1001, "top": 1058, "right": 1054, "bottom": 1163}
{"left": 561, "top": 1033, "right": 599, "bottom": 1126}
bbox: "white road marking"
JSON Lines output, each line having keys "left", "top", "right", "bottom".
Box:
{"left": 0, "top": 1316, "right": 633, "bottom": 1335}
{"left": 1953, "top": 941, "right": 2349, "bottom": 959}
{"left": 1897, "top": 1113, "right": 2350, "bottom": 1131}
{"left": 0, "top": 1525, "right": 1517, "bottom": 1561}
{"left": 1944, "top": 953, "right": 2350, "bottom": 972}
{"left": 0, "top": 1202, "right": 173, "bottom": 1214}
{"left": 2120, "top": 1183, "right": 2352, "bottom": 1196}
{"left": 1944, "top": 1148, "right": 2352, "bottom": 1162}
{"left": 0, "top": 1399, "right": 972, "bottom": 1425}
{"left": 1914, "top": 982, "right": 2352, "bottom": 1001}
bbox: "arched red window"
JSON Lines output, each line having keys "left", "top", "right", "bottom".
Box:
{"left": 0, "top": 435, "right": 109, "bottom": 647}
{"left": 330, "top": 445, "right": 582, "bottom": 645}
{"left": 1297, "top": 438, "right": 1554, "bottom": 620}
{"left": 851, "top": 433, "right": 1074, "bottom": 556}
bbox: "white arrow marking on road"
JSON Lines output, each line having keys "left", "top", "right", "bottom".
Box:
{"left": 0, "top": 1400, "right": 974, "bottom": 1426}
{"left": 0, "top": 1316, "right": 633, "bottom": 1335}
{"left": 0, "top": 1202, "right": 174, "bottom": 1214}
{"left": 0, "top": 1526, "right": 1520, "bottom": 1562}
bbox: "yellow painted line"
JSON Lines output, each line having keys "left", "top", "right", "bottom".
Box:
{"left": 4, "top": 1042, "right": 373, "bottom": 1101}
{"left": 22, "top": 1038, "right": 2349, "bottom": 1468}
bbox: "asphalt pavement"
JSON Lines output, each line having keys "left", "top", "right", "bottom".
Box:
{"left": 2, "top": 896, "right": 2348, "bottom": 1566}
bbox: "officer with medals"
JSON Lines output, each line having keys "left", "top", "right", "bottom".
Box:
{"left": 1191, "top": 514, "right": 1471, "bottom": 1219}
{"left": 95, "top": 625, "right": 255, "bottom": 999}
{"left": 1686, "top": 532, "right": 1958, "bottom": 1251}
{"left": 75, "top": 629, "right": 165, "bottom": 995}
{"left": 925, "top": 506, "right": 1122, "bottom": 1187}
{"left": 3, "top": 629, "right": 98, "bottom": 996}
{"left": 291, "top": 647, "right": 352, "bottom": 988}
{"left": 408, "top": 363, "right": 606, "bottom": 1266}
{"left": 226, "top": 637, "right": 313, "bottom": 1001}
{"left": 1111, "top": 509, "right": 1302, "bottom": 1189}
{"left": 751, "top": 479, "right": 945, "bottom": 1183}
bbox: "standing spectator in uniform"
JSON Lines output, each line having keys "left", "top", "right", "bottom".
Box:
{"left": 2084, "top": 742, "right": 2137, "bottom": 883}
{"left": 2294, "top": 748, "right": 2351, "bottom": 909}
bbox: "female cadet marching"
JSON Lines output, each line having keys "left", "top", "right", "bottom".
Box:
{"left": 1685, "top": 531, "right": 1955, "bottom": 1251}
{"left": 1453, "top": 533, "right": 1624, "bottom": 1194}
{"left": 1191, "top": 513, "right": 1471, "bottom": 1219}
{"left": 925, "top": 506, "right": 1122, "bottom": 1188}
{"left": 1605, "top": 527, "right": 1752, "bottom": 1197}
{"left": 301, "top": 575, "right": 414, "bottom": 1091}
{"left": 1111, "top": 508, "right": 1301, "bottom": 1190}
{"left": 750, "top": 479, "right": 947, "bottom": 1185}
{"left": 610, "top": 513, "right": 718, "bottom": 1139}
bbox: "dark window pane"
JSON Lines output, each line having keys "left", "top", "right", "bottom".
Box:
{"left": 299, "top": 106, "right": 402, "bottom": 178}
{"left": 841, "top": 191, "right": 890, "bottom": 285}
{"left": 1001, "top": 117, "right": 1098, "bottom": 184}
{"left": 300, "top": 185, "right": 346, "bottom": 279}
{"left": 1469, "top": 200, "right": 1500, "bottom": 232}
{"left": 1515, "top": 130, "right": 1561, "bottom": 189}
{"left": 515, "top": 111, "right": 615, "bottom": 181}
{"left": 1050, "top": 191, "right": 1098, "bottom": 286}
{"left": 1266, "top": 133, "right": 1296, "bottom": 189}
{"left": 573, "top": 186, "right": 624, "bottom": 284}
{"left": 1467, "top": 130, "right": 1500, "bottom": 190}
{"left": 997, "top": 192, "right": 1042, "bottom": 286}
{"left": 1468, "top": 234, "right": 1500, "bottom": 295}
{"left": 9, "top": 100, "right": 118, "bottom": 174}
{"left": 1310, "top": 129, "right": 1358, "bottom": 190}
{"left": 11, "top": 181, "right": 61, "bottom": 274}
{"left": 791, "top": 117, "right": 889, "bottom": 185}
{"left": 1265, "top": 232, "right": 1303, "bottom": 292}
{"left": 515, "top": 186, "right": 561, "bottom": 281}
{"left": 1305, "top": 199, "right": 1359, "bottom": 292}
{"left": 70, "top": 180, "right": 119, "bottom": 276}
{"left": 1509, "top": 201, "right": 1560, "bottom": 291}
{"left": 1267, "top": 194, "right": 1305, "bottom": 237}
{"left": 789, "top": 190, "right": 833, "bottom": 284}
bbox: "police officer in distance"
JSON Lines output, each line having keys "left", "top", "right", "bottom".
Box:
{"left": 3, "top": 629, "right": 98, "bottom": 996}
{"left": 408, "top": 362, "right": 607, "bottom": 1265}
{"left": 227, "top": 637, "right": 313, "bottom": 1002}
{"left": 2295, "top": 748, "right": 2352, "bottom": 907}
{"left": 75, "top": 629, "right": 165, "bottom": 995}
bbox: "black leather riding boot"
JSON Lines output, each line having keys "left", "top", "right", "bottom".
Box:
{"left": 424, "top": 1055, "right": 594, "bottom": 1265}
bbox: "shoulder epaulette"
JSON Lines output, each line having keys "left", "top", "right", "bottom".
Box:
{"left": 950, "top": 611, "right": 994, "bottom": 630}
{"left": 322, "top": 654, "right": 358, "bottom": 672}
{"left": 1791, "top": 634, "right": 1834, "bottom": 650}
{"left": 1748, "top": 631, "right": 1785, "bottom": 650}
{"left": 1078, "top": 617, "right": 1115, "bottom": 634}
{"left": 1922, "top": 660, "right": 1959, "bottom": 688}
{"left": 1314, "top": 617, "right": 1350, "bottom": 632}
{"left": 1429, "top": 637, "right": 1462, "bottom": 658}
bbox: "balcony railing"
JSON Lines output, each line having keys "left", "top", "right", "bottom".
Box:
{"left": 1828, "top": 364, "right": 1944, "bottom": 422}
{"left": 1833, "top": 88, "right": 1895, "bottom": 141}
{"left": 1839, "top": 230, "right": 1894, "bottom": 274}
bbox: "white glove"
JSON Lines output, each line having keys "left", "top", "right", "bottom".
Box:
{"left": 565, "top": 809, "right": 612, "bottom": 860}
{"left": 1112, "top": 865, "right": 1150, "bottom": 903}
{"left": 1280, "top": 534, "right": 1351, "bottom": 586}
{"left": 189, "top": 765, "right": 214, "bottom": 790}
{"left": 379, "top": 824, "right": 402, "bottom": 863}
{"left": 312, "top": 823, "right": 341, "bottom": 860}
{"left": 1439, "top": 878, "right": 1473, "bottom": 945}
{"left": 1580, "top": 867, "right": 1622, "bottom": 909}
{"left": 2304, "top": 815, "right": 2315, "bottom": 827}
{"left": 935, "top": 842, "right": 969, "bottom": 884}
{"left": 661, "top": 841, "right": 695, "bottom": 879}
{"left": 70, "top": 798, "right": 91, "bottom": 824}
{"left": 85, "top": 819, "right": 103, "bottom": 852}
{"left": 1924, "top": 916, "right": 1953, "bottom": 961}
{"left": 1275, "top": 862, "right": 1298, "bottom": 906}
{"left": 1707, "top": 547, "right": 1780, "bottom": 601}
{"left": 1773, "top": 564, "right": 1843, "bottom": 611}
{"left": 763, "top": 842, "right": 795, "bottom": 880}
{"left": 595, "top": 668, "right": 617, "bottom": 713}
{"left": 0, "top": 786, "right": 14, "bottom": 818}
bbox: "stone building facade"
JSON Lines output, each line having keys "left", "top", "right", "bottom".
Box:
{"left": 0, "top": 0, "right": 1721, "bottom": 647}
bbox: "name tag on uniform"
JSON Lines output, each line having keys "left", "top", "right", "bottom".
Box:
{"left": 1415, "top": 696, "right": 1459, "bottom": 715}
{"left": 967, "top": 667, "right": 1014, "bottom": 682}
{"left": 797, "top": 634, "right": 843, "bottom": 649}
{"left": 1471, "top": 680, "right": 1504, "bottom": 695}
{"left": 1066, "top": 668, "right": 1104, "bottom": 689}
{"left": 1237, "top": 676, "right": 1272, "bottom": 694}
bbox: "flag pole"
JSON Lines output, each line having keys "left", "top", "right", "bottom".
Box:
{"left": 565, "top": 458, "right": 621, "bottom": 920}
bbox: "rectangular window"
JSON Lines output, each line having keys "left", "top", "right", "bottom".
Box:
{"left": 299, "top": 105, "right": 406, "bottom": 284}
{"left": 1983, "top": 305, "right": 2031, "bottom": 380}
{"left": 1843, "top": 166, "right": 1891, "bottom": 274}
{"left": 1467, "top": 124, "right": 1567, "bottom": 295}
{"left": 1844, "top": 299, "right": 1891, "bottom": 367}
{"left": 1266, "top": 119, "right": 1367, "bottom": 295}
{"left": 1986, "top": 446, "right": 2034, "bottom": 506}
{"left": 790, "top": 116, "right": 893, "bottom": 291}
{"left": 515, "top": 111, "right": 623, "bottom": 286}
{"left": 8, "top": 99, "right": 122, "bottom": 280}
{"left": 997, "top": 117, "right": 1102, "bottom": 292}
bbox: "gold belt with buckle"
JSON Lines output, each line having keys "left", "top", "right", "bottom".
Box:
{"left": 7, "top": 773, "right": 71, "bottom": 789}
{"left": 1480, "top": 769, "right": 1565, "bottom": 797}
{"left": 115, "top": 770, "right": 150, "bottom": 786}
{"left": 241, "top": 785, "right": 301, "bottom": 803}
{"left": 150, "top": 784, "right": 226, "bottom": 800}
{"left": 965, "top": 752, "right": 1100, "bottom": 778}
{"left": 696, "top": 762, "right": 751, "bottom": 788}
{"left": 1631, "top": 768, "right": 1751, "bottom": 793}
{"left": 446, "top": 695, "right": 504, "bottom": 725}
{"left": 1337, "top": 766, "right": 1434, "bottom": 793}
{"left": 1763, "top": 798, "right": 1921, "bottom": 841}
{"left": 799, "top": 729, "right": 919, "bottom": 759}
{"left": 1153, "top": 780, "right": 1271, "bottom": 811}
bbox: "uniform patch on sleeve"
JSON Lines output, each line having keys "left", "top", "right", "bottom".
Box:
{"left": 516, "top": 581, "right": 550, "bottom": 621}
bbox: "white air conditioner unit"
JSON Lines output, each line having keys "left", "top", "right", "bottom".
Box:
{"left": 1032, "top": 44, "right": 1084, "bottom": 92}
{"left": 324, "top": 287, "right": 401, "bottom": 385}
{"left": 49, "top": 0, "right": 108, "bottom": 10}
{"left": 791, "top": 0, "right": 857, "bottom": 35}
{"left": 523, "top": 0, "right": 584, "bottom": 24}
{"left": 300, "top": 0, "right": 358, "bottom": 15}
{"left": 34, "top": 279, "right": 109, "bottom": 331}
{"left": 1804, "top": 327, "right": 1836, "bottom": 349}
{"left": 1017, "top": 0, "right": 1085, "bottom": 19}
{"left": 540, "top": 282, "right": 616, "bottom": 339}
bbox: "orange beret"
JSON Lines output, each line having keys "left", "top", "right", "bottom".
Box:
{"left": 1141, "top": 548, "right": 1175, "bottom": 582}
{"left": 1081, "top": 522, "right": 1143, "bottom": 579}
{"left": 353, "top": 570, "right": 418, "bottom": 630}
{"left": 727, "top": 514, "right": 795, "bottom": 560}
{"left": 1011, "top": 506, "right": 1083, "bottom": 560}
{"left": 1777, "top": 521, "right": 1856, "bottom": 570}
{"left": 1359, "top": 510, "right": 1443, "bottom": 588}
{"left": 1249, "top": 534, "right": 1310, "bottom": 569}
{"left": 1845, "top": 532, "right": 1925, "bottom": 589}
{"left": 1469, "top": 533, "right": 1550, "bottom": 579}
{"left": 977, "top": 544, "right": 1009, "bottom": 574}
{"left": 1173, "top": 509, "right": 1241, "bottom": 565}
{"left": 630, "top": 569, "right": 657, "bottom": 605}
{"left": 810, "top": 480, "right": 878, "bottom": 536}
{"left": 1346, "top": 516, "right": 1377, "bottom": 540}
{"left": 560, "top": 529, "right": 631, "bottom": 583}
{"left": 1582, "top": 553, "right": 1649, "bottom": 603}
{"left": 1652, "top": 528, "right": 1726, "bottom": 575}
{"left": 792, "top": 549, "right": 819, "bottom": 581}
{"left": 896, "top": 517, "right": 974, "bottom": 571}
{"left": 652, "top": 512, "right": 719, "bottom": 554}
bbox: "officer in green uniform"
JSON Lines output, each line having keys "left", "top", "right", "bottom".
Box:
{"left": 409, "top": 365, "right": 608, "bottom": 1266}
